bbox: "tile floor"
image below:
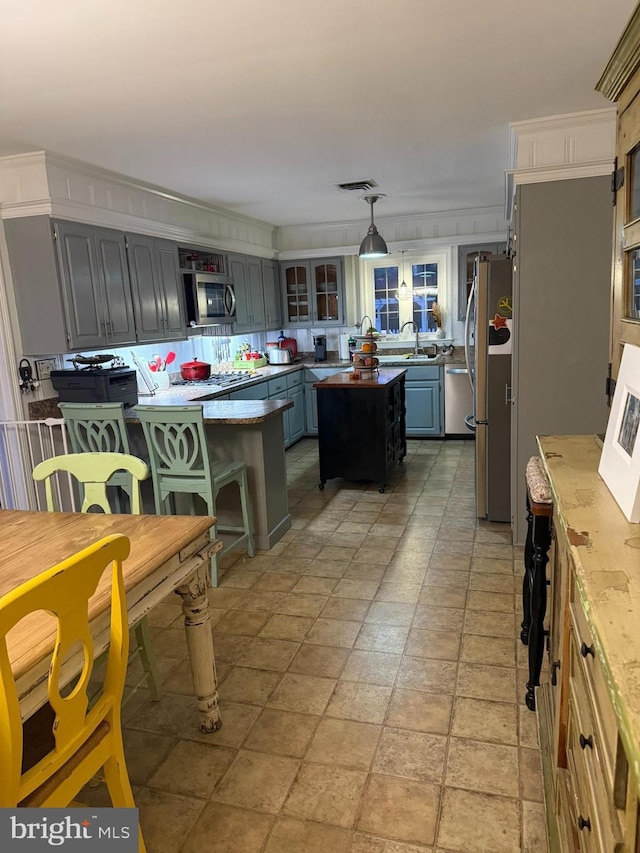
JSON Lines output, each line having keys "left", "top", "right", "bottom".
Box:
{"left": 87, "top": 438, "right": 548, "bottom": 853}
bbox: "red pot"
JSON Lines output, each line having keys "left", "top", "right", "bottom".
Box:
{"left": 180, "top": 358, "right": 211, "bottom": 381}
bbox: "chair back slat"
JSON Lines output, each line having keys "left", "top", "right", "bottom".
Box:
{"left": 136, "top": 405, "right": 213, "bottom": 498}
{"left": 59, "top": 403, "right": 130, "bottom": 455}
{"left": 0, "top": 534, "right": 130, "bottom": 806}
{"left": 33, "top": 453, "right": 149, "bottom": 515}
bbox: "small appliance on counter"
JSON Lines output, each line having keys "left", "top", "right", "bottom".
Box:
{"left": 277, "top": 331, "right": 298, "bottom": 359}
{"left": 313, "top": 334, "right": 327, "bottom": 362}
{"left": 51, "top": 366, "right": 138, "bottom": 406}
{"left": 268, "top": 348, "right": 294, "bottom": 365}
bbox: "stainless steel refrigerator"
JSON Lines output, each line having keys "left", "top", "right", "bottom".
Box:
{"left": 464, "top": 254, "right": 513, "bottom": 522}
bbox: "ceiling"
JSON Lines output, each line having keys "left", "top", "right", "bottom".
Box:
{"left": 0, "top": 0, "right": 636, "bottom": 228}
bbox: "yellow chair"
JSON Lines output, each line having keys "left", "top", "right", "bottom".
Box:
{"left": 0, "top": 534, "right": 146, "bottom": 851}
{"left": 32, "top": 452, "right": 162, "bottom": 703}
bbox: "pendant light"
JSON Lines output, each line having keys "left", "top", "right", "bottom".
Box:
{"left": 358, "top": 194, "right": 389, "bottom": 259}
{"left": 398, "top": 250, "right": 411, "bottom": 300}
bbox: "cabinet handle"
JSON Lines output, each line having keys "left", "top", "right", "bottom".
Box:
{"left": 579, "top": 733, "right": 593, "bottom": 750}
{"left": 580, "top": 642, "right": 595, "bottom": 658}
{"left": 550, "top": 660, "right": 560, "bottom": 686}
{"left": 577, "top": 816, "right": 591, "bottom": 832}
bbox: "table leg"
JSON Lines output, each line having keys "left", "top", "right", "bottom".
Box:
{"left": 521, "top": 499, "right": 533, "bottom": 645}
{"left": 175, "top": 563, "right": 221, "bottom": 734}
{"left": 526, "top": 516, "right": 551, "bottom": 711}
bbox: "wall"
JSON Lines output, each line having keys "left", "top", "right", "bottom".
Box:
{"left": 511, "top": 176, "right": 612, "bottom": 544}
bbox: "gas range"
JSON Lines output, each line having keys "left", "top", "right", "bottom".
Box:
{"left": 172, "top": 371, "right": 249, "bottom": 388}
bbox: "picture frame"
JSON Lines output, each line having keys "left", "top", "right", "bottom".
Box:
{"left": 598, "top": 343, "right": 640, "bottom": 522}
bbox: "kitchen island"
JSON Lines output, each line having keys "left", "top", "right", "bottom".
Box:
{"left": 314, "top": 368, "right": 407, "bottom": 492}
{"left": 124, "top": 397, "right": 293, "bottom": 551}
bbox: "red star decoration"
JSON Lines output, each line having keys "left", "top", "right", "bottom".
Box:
{"left": 82, "top": 820, "right": 91, "bottom": 827}
{"left": 493, "top": 315, "right": 507, "bottom": 329}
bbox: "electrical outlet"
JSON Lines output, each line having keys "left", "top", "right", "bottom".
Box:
{"left": 35, "top": 358, "right": 57, "bottom": 381}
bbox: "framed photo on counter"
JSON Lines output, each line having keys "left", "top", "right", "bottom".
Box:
{"left": 599, "top": 343, "right": 640, "bottom": 522}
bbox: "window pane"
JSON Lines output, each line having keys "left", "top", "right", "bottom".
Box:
{"left": 629, "top": 248, "right": 640, "bottom": 319}
{"left": 411, "top": 263, "right": 439, "bottom": 332}
{"left": 374, "top": 267, "right": 400, "bottom": 332}
{"left": 630, "top": 146, "right": 640, "bottom": 222}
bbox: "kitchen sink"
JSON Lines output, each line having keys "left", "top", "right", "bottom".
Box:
{"left": 376, "top": 354, "right": 440, "bottom": 364}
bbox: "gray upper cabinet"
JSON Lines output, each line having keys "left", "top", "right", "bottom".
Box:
{"left": 94, "top": 227, "right": 137, "bottom": 346}
{"left": 127, "top": 235, "right": 186, "bottom": 343}
{"left": 229, "top": 252, "right": 270, "bottom": 334}
{"left": 457, "top": 242, "right": 506, "bottom": 320}
{"left": 262, "top": 259, "right": 282, "bottom": 330}
{"left": 4, "top": 216, "right": 138, "bottom": 354}
{"left": 280, "top": 257, "right": 344, "bottom": 326}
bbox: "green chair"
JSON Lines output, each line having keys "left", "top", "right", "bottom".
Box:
{"left": 135, "top": 404, "right": 254, "bottom": 586}
{"left": 58, "top": 403, "right": 136, "bottom": 512}
{"left": 32, "top": 451, "right": 162, "bottom": 704}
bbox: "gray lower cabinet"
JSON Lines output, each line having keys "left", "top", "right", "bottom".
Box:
{"left": 127, "top": 234, "right": 186, "bottom": 343}
{"left": 227, "top": 370, "right": 305, "bottom": 448}
{"left": 229, "top": 253, "right": 266, "bottom": 333}
{"left": 303, "top": 366, "right": 348, "bottom": 435}
{"left": 404, "top": 365, "right": 443, "bottom": 436}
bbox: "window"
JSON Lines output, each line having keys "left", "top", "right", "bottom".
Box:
{"left": 365, "top": 252, "right": 445, "bottom": 333}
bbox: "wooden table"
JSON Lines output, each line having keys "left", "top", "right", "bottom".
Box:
{"left": 0, "top": 509, "right": 223, "bottom": 733}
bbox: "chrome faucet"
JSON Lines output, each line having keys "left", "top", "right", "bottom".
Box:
{"left": 401, "top": 321, "right": 420, "bottom": 356}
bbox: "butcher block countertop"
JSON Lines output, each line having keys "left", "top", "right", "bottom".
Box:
{"left": 313, "top": 368, "right": 407, "bottom": 389}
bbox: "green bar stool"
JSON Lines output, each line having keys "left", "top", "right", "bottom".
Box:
{"left": 58, "top": 402, "right": 137, "bottom": 512}
{"left": 32, "top": 451, "right": 162, "bottom": 704}
{"left": 135, "top": 404, "right": 255, "bottom": 586}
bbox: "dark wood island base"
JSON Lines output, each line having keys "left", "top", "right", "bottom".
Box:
{"left": 314, "top": 368, "right": 407, "bottom": 493}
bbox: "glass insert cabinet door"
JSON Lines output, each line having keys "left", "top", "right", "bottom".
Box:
{"left": 284, "top": 264, "right": 310, "bottom": 324}
{"left": 314, "top": 261, "right": 339, "bottom": 322}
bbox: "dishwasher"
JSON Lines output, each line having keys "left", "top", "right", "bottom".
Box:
{"left": 444, "top": 366, "right": 474, "bottom": 436}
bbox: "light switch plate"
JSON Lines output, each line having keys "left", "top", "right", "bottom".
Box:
{"left": 35, "top": 358, "right": 57, "bottom": 381}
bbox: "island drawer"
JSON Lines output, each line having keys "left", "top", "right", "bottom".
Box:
{"left": 268, "top": 376, "right": 288, "bottom": 397}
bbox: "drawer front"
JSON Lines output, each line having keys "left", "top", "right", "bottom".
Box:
{"left": 569, "top": 579, "right": 618, "bottom": 784}
{"left": 405, "top": 365, "right": 440, "bottom": 381}
{"left": 268, "top": 376, "right": 288, "bottom": 396}
{"left": 569, "top": 631, "right": 614, "bottom": 795}
{"left": 567, "top": 698, "right": 622, "bottom": 852}
{"left": 228, "top": 382, "right": 267, "bottom": 400}
{"left": 286, "top": 369, "right": 304, "bottom": 390}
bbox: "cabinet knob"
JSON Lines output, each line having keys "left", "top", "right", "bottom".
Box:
{"left": 579, "top": 733, "right": 593, "bottom": 750}
{"left": 580, "top": 642, "right": 595, "bottom": 658}
{"left": 577, "top": 816, "right": 591, "bottom": 832}
{"left": 550, "top": 660, "right": 560, "bottom": 686}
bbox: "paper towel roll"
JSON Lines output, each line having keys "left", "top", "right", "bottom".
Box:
{"left": 339, "top": 333, "right": 351, "bottom": 360}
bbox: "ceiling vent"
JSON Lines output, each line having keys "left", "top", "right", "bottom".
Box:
{"left": 336, "top": 179, "right": 379, "bottom": 193}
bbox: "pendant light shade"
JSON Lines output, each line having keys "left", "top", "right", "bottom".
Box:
{"left": 398, "top": 250, "right": 411, "bottom": 300}
{"left": 358, "top": 194, "right": 389, "bottom": 259}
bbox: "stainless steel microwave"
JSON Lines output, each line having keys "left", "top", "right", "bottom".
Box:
{"left": 184, "top": 272, "right": 236, "bottom": 326}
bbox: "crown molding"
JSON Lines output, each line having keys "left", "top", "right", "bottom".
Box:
{"left": 0, "top": 151, "right": 276, "bottom": 257}
{"left": 596, "top": 5, "right": 640, "bottom": 101}
{"left": 506, "top": 159, "right": 614, "bottom": 187}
